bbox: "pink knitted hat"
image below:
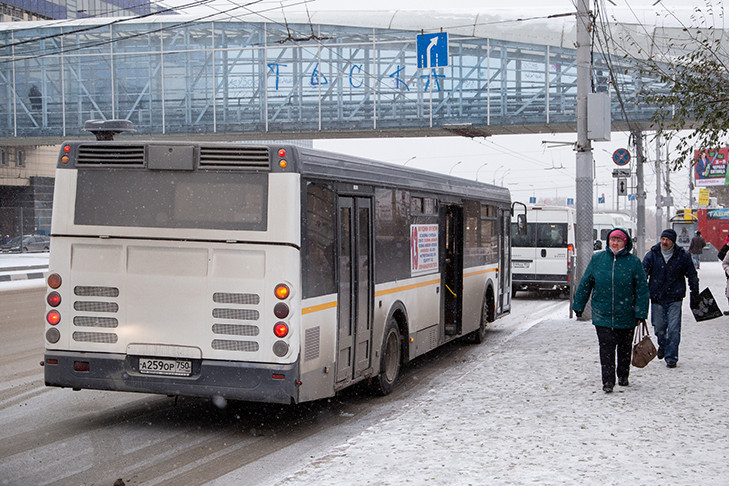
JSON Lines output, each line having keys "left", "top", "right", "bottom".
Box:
{"left": 608, "top": 229, "right": 628, "bottom": 244}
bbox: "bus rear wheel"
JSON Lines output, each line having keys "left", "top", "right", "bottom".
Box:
{"left": 471, "top": 288, "right": 494, "bottom": 344}
{"left": 369, "top": 318, "right": 402, "bottom": 396}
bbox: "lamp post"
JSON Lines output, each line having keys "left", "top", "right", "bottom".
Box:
{"left": 498, "top": 169, "right": 511, "bottom": 186}
{"left": 404, "top": 156, "right": 416, "bottom": 166}
{"left": 493, "top": 166, "right": 510, "bottom": 185}
{"left": 475, "top": 162, "right": 488, "bottom": 182}
{"left": 448, "top": 161, "right": 462, "bottom": 175}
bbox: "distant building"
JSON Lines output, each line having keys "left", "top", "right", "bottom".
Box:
{"left": 0, "top": 0, "right": 173, "bottom": 22}
{"left": 0, "top": 1, "right": 175, "bottom": 237}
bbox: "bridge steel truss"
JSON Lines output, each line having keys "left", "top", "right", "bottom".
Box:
{"left": 0, "top": 18, "right": 663, "bottom": 143}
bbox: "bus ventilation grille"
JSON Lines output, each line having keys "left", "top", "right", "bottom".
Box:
{"left": 211, "top": 340, "right": 259, "bottom": 352}
{"left": 76, "top": 145, "right": 145, "bottom": 166}
{"left": 199, "top": 146, "right": 270, "bottom": 169}
{"left": 73, "top": 331, "right": 119, "bottom": 344}
{"left": 72, "top": 286, "right": 120, "bottom": 342}
{"left": 304, "top": 326, "right": 320, "bottom": 361}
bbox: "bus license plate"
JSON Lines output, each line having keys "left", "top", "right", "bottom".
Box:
{"left": 513, "top": 261, "right": 530, "bottom": 268}
{"left": 139, "top": 358, "right": 192, "bottom": 377}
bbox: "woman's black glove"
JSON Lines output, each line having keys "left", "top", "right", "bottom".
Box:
{"left": 575, "top": 310, "right": 583, "bottom": 318}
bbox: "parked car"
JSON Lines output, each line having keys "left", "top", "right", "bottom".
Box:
{"left": 1, "top": 234, "right": 50, "bottom": 253}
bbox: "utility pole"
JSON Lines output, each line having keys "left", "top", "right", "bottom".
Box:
{"left": 634, "top": 130, "right": 646, "bottom": 257}
{"left": 656, "top": 134, "right": 663, "bottom": 238}
{"left": 575, "top": 0, "right": 593, "bottom": 319}
{"left": 664, "top": 151, "right": 671, "bottom": 229}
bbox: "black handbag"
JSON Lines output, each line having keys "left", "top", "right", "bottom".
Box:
{"left": 632, "top": 320, "right": 657, "bottom": 368}
{"left": 690, "top": 287, "right": 723, "bottom": 322}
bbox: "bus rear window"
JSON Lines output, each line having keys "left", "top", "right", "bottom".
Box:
{"left": 511, "top": 222, "right": 568, "bottom": 248}
{"left": 536, "top": 223, "right": 568, "bottom": 248}
{"left": 74, "top": 169, "right": 268, "bottom": 231}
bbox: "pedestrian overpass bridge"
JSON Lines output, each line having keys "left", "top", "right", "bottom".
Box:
{"left": 0, "top": 10, "right": 668, "bottom": 145}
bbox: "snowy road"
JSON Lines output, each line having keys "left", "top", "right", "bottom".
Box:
{"left": 0, "top": 284, "right": 563, "bottom": 485}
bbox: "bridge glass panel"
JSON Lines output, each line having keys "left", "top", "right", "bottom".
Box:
{"left": 0, "top": 18, "right": 670, "bottom": 141}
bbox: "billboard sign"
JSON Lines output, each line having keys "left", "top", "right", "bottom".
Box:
{"left": 695, "top": 147, "right": 729, "bottom": 186}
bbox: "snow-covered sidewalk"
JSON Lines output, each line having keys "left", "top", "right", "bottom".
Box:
{"left": 259, "top": 261, "right": 729, "bottom": 485}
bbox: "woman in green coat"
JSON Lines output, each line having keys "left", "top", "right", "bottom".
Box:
{"left": 572, "top": 228, "right": 649, "bottom": 393}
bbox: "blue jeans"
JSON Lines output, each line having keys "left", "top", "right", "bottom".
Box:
{"left": 650, "top": 300, "right": 682, "bottom": 364}
{"left": 691, "top": 254, "right": 701, "bottom": 269}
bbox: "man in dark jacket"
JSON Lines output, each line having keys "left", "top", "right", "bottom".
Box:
{"left": 688, "top": 231, "right": 706, "bottom": 269}
{"left": 642, "top": 228, "right": 699, "bottom": 368}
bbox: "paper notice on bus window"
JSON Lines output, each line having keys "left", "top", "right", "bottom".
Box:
{"left": 410, "top": 224, "right": 439, "bottom": 275}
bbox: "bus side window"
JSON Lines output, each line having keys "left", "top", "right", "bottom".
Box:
{"left": 303, "top": 183, "right": 337, "bottom": 298}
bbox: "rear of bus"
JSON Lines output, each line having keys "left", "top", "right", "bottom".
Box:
{"left": 43, "top": 139, "right": 304, "bottom": 404}
{"left": 510, "top": 205, "right": 575, "bottom": 296}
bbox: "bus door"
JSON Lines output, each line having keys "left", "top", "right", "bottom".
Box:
{"left": 336, "top": 196, "right": 374, "bottom": 383}
{"left": 498, "top": 208, "right": 511, "bottom": 313}
{"left": 442, "top": 204, "right": 463, "bottom": 336}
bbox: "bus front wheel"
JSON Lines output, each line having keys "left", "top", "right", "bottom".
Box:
{"left": 370, "top": 318, "right": 402, "bottom": 396}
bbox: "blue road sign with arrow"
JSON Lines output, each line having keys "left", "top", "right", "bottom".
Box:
{"left": 417, "top": 33, "right": 448, "bottom": 69}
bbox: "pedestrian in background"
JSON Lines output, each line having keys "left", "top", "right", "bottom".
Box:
{"left": 721, "top": 251, "right": 729, "bottom": 317}
{"left": 573, "top": 228, "right": 649, "bottom": 393}
{"left": 718, "top": 235, "right": 729, "bottom": 315}
{"left": 642, "top": 228, "right": 699, "bottom": 368}
{"left": 688, "top": 230, "right": 706, "bottom": 269}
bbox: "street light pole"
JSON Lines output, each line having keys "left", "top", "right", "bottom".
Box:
{"left": 493, "top": 165, "right": 507, "bottom": 185}
{"left": 475, "top": 162, "right": 488, "bottom": 181}
{"left": 448, "top": 161, "right": 462, "bottom": 175}
{"left": 499, "top": 169, "right": 511, "bottom": 186}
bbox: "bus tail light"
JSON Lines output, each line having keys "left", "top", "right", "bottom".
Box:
{"left": 74, "top": 361, "right": 90, "bottom": 372}
{"left": 47, "top": 273, "right": 62, "bottom": 289}
{"left": 274, "top": 302, "right": 289, "bottom": 319}
{"left": 47, "top": 291, "right": 61, "bottom": 307}
{"left": 45, "top": 328, "right": 60, "bottom": 343}
{"left": 46, "top": 310, "right": 61, "bottom": 325}
{"left": 274, "top": 322, "right": 289, "bottom": 338}
{"left": 274, "top": 283, "right": 290, "bottom": 300}
{"left": 272, "top": 341, "right": 289, "bottom": 357}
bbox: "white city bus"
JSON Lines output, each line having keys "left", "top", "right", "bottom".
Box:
{"left": 43, "top": 123, "right": 515, "bottom": 404}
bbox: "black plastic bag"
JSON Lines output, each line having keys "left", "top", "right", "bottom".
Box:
{"left": 690, "top": 288, "right": 723, "bottom": 322}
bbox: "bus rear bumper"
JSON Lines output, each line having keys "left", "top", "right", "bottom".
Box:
{"left": 43, "top": 350, "right": 300, "bottom": 405}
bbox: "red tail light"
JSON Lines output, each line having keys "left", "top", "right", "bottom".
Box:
{"left": 274, "top": 322, "right": 289, "bottom": 338}
{"left": 74, "top": 361, "right": 90, "bottom": 372}
{"left": 47, "top": 291, "right": 61, "bottom": 307}
{"left": 46, "top": 310, "right": 61, "bottom": 325}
